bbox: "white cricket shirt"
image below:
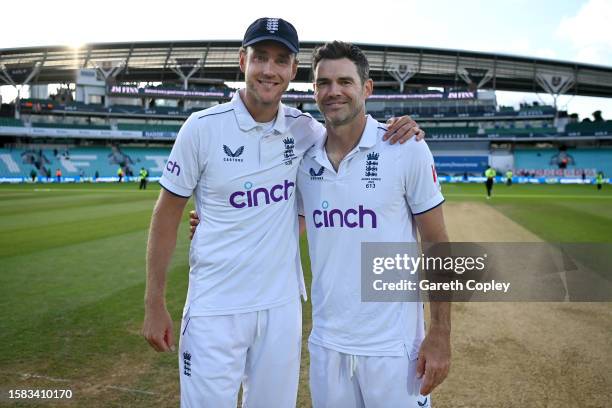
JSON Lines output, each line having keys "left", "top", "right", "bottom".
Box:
{"left": 160, "top": 91, "right": 323, "bottom": 316}
{"left": 297, "top": 115, "right": 444, "bottom": 358}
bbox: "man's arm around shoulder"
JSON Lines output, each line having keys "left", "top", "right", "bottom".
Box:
{"left": 143, "top": 189, "right": 189, "bottom": 352}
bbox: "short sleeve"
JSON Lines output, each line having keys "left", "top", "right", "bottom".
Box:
{"left": 402, "top": 141, "right": 445, "bottom": 215}
{"left": 159, "top": 114, "right": 206, "bottom": 197}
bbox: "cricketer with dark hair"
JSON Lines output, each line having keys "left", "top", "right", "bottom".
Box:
{"left": 298, "top": 40, "right": 450, "bottom": 407}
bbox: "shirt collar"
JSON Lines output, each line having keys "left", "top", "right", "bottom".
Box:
{"left": 309, "top": 115, "right": 380, "bottom": 160}
{"left": 231, "top": 90, "right": 288, "bottom": 134}
{"left": 358, "top": 115, "right": 381, "bottom": 149}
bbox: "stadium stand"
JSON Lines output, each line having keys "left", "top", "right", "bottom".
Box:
{"left": 428, "top": 141, "right": 490, "bottom": 175}
{"left": 517, "top": 105, "right": 557, "bottom": 116}
{"left": 1, "top": 41, "right": 611, "bottom": 184}
{"left": 0, "top": 118, "right": 23, "bottom": 127}
{"left": 117, "top": 123, "right": 181, "bottom": 132}
{"left": 424, "top": 126, "right": 480, "bottom": 139}
{"left": 565, "top": 121, "right": 612, "bottom": 136}
{"left": 0, "top": 146, "right": 171, "bottom": 180}
{"left": 31, "top": 122, "right": 111, "bottom": 130}
{"left": 485, "top": 126, "right": 558, "bottom": 137}
{"left": 513, "top": 148, "right": 612, "bottom": 176}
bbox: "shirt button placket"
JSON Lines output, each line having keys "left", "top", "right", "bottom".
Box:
{"left": 256, "top": 128, "right": 262, "bottom": 166}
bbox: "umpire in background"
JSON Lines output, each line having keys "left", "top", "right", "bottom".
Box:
{"left": 485, "top": 166, "right": 496, "bottom": 199}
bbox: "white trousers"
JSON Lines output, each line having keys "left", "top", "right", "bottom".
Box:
{"left": 179, "top": 298, "right": 302, "bottom": 408}
{"left": 309, "top": 342, "right": 431, "bottom": 408}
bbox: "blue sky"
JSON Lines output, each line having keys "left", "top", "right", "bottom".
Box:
{"left": 1, "top": 0, "right": 611, "bottom": 119}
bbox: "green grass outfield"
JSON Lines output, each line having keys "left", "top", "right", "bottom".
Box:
{"left": 0, "top": 182, "right": 610, "bottom": 406}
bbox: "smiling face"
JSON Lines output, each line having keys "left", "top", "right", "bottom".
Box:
{"left": 314, "top": 57, "right": 373, "bottom": 127}
{"left": 239, "top": 41, "right": 298, "bottom": 110}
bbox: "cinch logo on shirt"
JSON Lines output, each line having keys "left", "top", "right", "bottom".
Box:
{"left": 313, "top": 201, "right": 377, "bottom": 229}
{"left": 229, "top": 180, "right": 295, "bottom": 208}
{"left": 166, "top": 160, "right": 181, "bottom": 176}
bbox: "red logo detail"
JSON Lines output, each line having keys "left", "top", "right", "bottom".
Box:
{"left": 431, "top": 164, "right": 438, "bottom": 183}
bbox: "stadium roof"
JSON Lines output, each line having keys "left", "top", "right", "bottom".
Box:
{"left": 1, "top": 40, "right": 612, "bottom": 97}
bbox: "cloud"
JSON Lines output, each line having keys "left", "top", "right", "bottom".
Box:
{"left": 556, "top": 0, "right": 612, "bottom": 65}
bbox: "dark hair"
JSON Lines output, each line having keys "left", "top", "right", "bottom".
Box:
{"left": 312, "top": 41, "right": 370, "bottom": 85}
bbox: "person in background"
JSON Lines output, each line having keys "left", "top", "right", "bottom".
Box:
{"left": 117, "top": 167, "right": 124, "bottom": 183}
{"left": 596, "top": 171, "right": 604, "bottom": 191}
{"left": 55, "top": 168, "right": 62, "bottom": 183}
{"left": 506, "top": 169, "right": 513, "bottom": 186}
{"left": 139, "top": 167, "right": 149, "bottom": 190}
{"left": 30, "top": 168, "right": 37, "bottom": 183}
{"left": 485, "top": 166, "right": 496, "bottom": 199}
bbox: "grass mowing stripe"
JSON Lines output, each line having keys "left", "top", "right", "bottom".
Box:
{"left": 0, "top": 222, "right": 191, "bottom": 328}
{"left": 441, "top": 183, "right": 612, "bottom": 196}
{"left": 1, "top": 277, "right": 176, "bottom": 376}
{"left": 0, "top": 192, "right": 156, "bottom": 216}
{"left": 491, "top": 201, "right": 612, "bottom": 242}
{"left": 0, "top": 187, "right": 161, "bottom": 194}
{"left": 0, "top": 200, "right": 155, "bottom": 231}
{"left": 0, "top": 223, "right": 192, "bottom": 378}
{"left": 0, "top": 208, "right": 156, "bottom": 258}
{"left": 445, "top": 193, "right": 612, "bottom": 199}
{"left": 552, "top": 201, "right": 612, "bottom": 221}
{"left": 0, "top": 192, "right": 45, "bottom": 199}
{"left": 0, "top": 260, "right": 189, "bottom": 381}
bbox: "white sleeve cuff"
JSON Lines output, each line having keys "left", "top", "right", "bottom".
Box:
{"left": 411, "top": 192, "right": 445, "bottom": 215}
{"left": 159, "top": 177, "right": 192, "bottom": 198}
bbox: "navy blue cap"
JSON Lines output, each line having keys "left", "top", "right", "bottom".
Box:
{"left": 242, "top": 18, "right": 299, "bottom": 53}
